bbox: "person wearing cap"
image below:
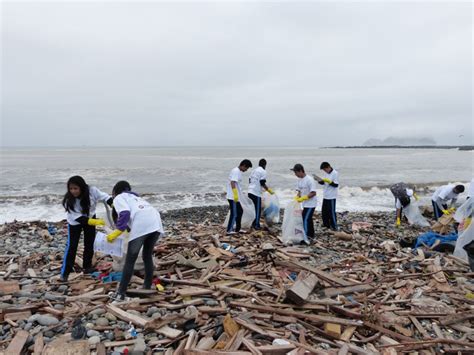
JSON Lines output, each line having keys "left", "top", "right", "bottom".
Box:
{"left": 248, "top": 158, "right": 274, "bottom": 230}
{"left": 432, "top": 184, "right": 465, "bottom": 220}
{"left": 291, "top": 164, "right": 317, "bottom": 241}
{"left": 226, "top": 159, "right": 253, "bottom": 235}
{"left": 314, "top": 162, "right": 339, "bottom": 230}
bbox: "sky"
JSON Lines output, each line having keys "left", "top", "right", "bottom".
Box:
{"left": 1, "top": 0, "right": 472, "bottom": 147}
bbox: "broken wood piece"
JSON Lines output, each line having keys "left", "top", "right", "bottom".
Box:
{"left": 6, "top": 330, "right": 29, "bottom": 355}
{"left": 285, "top": 273, "right": 319, "bottom": 305}
{"left": 324, "top": 323, "right": 341, "bottom": 338}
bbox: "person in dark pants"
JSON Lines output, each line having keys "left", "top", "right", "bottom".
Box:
{"left": 314, "top": 162, "right": 339, "bottom": 230}
{"left": 431, "top": 184, "right": 465, "bottom": 220}
{"left": 106, "top": 181, "right": 164, "bottom": 303}
{"left": 292, "top": 164, "right": 317, "bottom": 243}
{"left": 226, "top": 160, "right": 252, "bottom": 235}
{"left": 61, "top": 176, "right": 112, "bottom": 282}
{"left": 248, "top": 159, "right": 274, "bottom": 230}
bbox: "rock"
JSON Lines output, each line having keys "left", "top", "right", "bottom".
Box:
{"left": 85, "top": 323, "right": 95, "bottom": 329}
{"left": 89, "top": 308, "right": 106, "bottom": 316}
{"left": 88, "top": 335, "right": 101, "bottom": 345}
{"left": 133, "top": 337, "right": 146, "bottom": 352}
{"left": 104, "top": 312, "right": 117, "bottom": 322}
{"left": 44, "top": 330, "right": 55, "bottom": 338}
{"left": 96, "top": 317, "right": 109, "bottom": 326}
{"left": 28, "top": 314, "right": 59, "bottom": 326}
{"left": 87, "top": 330, "right": 100, "bottom": 337}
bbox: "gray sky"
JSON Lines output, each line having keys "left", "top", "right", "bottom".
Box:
{"left": 1, "top": 1, "right": 472, "bottom": 147}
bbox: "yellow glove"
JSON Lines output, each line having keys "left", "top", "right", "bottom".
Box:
{"left": 442, "top": 209, "right": 451, "bottom": 215}
{"left": 396, "top": 217, "right": 401, "bottom": 227}
{"left": 296, "top": 195, "right": 309, "bottom": 203}
{"left": 106, "top": 229, "right": 123, "bottom": 243}
{"left": 322, "top": 178, "right": 332, "bottom": 184}
{"left": 88, "top": 218, "right": 106, "bottom": 226}
{"left": 413, "top": 193, "right": 419, "bottom": 201}
{"left": 267, "top": 188, "right": 275, "bottom": 195}
{"left": 232, "top": 188, "right": 239, "bottom": 202}
{"left": 448, "top": 207, "right": 456, "bottom": 213}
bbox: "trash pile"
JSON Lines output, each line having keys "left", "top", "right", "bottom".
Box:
{"left": 0, "top": 207, "right": 473, "bottom": 354}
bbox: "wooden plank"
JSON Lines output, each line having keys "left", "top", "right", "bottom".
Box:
{"left": 105, "top": 304, "right": 149, "bottom": 328}
{"left": 439, "top": 311, "right": 474, "bottom": 326}
{"left": 230, "top": 301, "right": 362, "bottom": 327}
{"left": 324, "top": 323, "right": 341, "bottom": 338}
{"left": 363, "top": 321, "right": 413, "bottom": 342}
{"left": 323, "top": 284, "right": 374, "bottom": 298}
{"left": 33, "top": 332, "right": 44, "bottom": 355}
{"left": 285, "top": 273, "right": 319, "bottom": 305}
{"left": 340, "top": 326, "right": 356, "bottom": 342}
{"left": 289, "top": 261, "right": 354, "bottom": 286}
{"left": 0, "top": 281, "right": 20, "bottom": 295}
{"left": 4, "top": 311, "right": 31, "bottom": 322}
{"left": 175, "top": 287, "right": 213, "bottom": 297}
{"left": 5, "top": 330, "right": 29, "bottom": 355}
{"left": 157, "top": 325, "right": 183, "bottom": 339}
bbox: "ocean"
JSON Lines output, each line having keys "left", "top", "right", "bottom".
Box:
{"left": 0, "top": 147, "right": 472, "bottom": 223}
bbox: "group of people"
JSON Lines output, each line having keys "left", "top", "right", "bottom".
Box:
{"left": 60, "top": 166, "right": 469, "bottom": 302}
{"left": 391, "top": 181, "right": 466, "bottom": 226}
{"left": 225, "top": 159, "right": 339, "bottom": 241}
{"left": 61, "top": 176, "right": 163, "bottom": 302}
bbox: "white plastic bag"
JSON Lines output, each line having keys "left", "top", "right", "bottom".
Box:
{"left": 111, "top": 232, "right": 145, "bottom": 272}
{"left": 223, "top": 195, "right": 256, "bottom": 230}
{"left": 403, "top": 202, "right": 430, "bottom": 227}
{"left": 453, "top": 198, "right": 474, "bottom": 261}
{"left": 262, "top": 192, "right": 280, "bottom": 225}
{"left": 281, "top": 201, "right": 305, "bottom": 244}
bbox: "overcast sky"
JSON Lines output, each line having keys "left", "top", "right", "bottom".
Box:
{"left": 1, "top": 1, "right": 472, "bottom": 147}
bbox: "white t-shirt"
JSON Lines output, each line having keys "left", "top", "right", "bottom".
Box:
{"left": 322, "top": 169, "right": 339, "bottom": 200}
{"left": 296, "top": 175, "right": 317, "bottom": 208}
{"left": 113, "top": 192, "right": 164, "bottom": 242}
{"left": 226, "top": 167, "right": 242, "bottom": 200}
{"left": 67, "top": 186, "right": 111, "bottom": 225}
{"left": 432, "top": 184, "right": 458, "bottom": 206}
{"left": 248, "top": 166, "right": 267, "bottom": 197}
{"left": 395, "top": 188, "right": 414, "bottom": 209}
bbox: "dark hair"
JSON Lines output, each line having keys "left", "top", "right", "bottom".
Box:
{"left": 62, "top": 176, "right": 91, "bottom": 216}
{"left": 454, "top": 185, "right": 465, "bottom": 193}
{"left": 320, "top": 162, "right": 331, "bottom": 169}
{"left": 259, "top": 159, "right": 267, "bottom": 168}
{"left": 239, "top": 159, "right": 253, "bottom": 168}
{"left": 291, "top": 163, "right": 305, "bottom": 173}
{"left": 113, "top": 181, "right": 132, "bottom": 195}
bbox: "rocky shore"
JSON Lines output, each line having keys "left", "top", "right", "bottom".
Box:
{"left": 0, "top": 206, "right": 472, "bottom": 354}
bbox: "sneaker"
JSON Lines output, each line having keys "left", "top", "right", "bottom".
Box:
{"left": 108, "top": 292, "right": 131, "bottom": 304}
{"left": 226, "top": 231, "right": 237, "bottom": 236}
{"left": 238, "top": 230, "right": 248, "bottom": 234}
{"left": 60, "top": 274, "right": 69, "bottom": 282}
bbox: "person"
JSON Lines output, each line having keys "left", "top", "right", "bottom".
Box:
{"left": 248, "top": 159, "right": 274, "bottom": 230}
{"left": 226, "top": 159, "right": 252, "bottom": 235}
{"left": 106, "top": 181, "right": 164, "bottom": 302}
{"left": 431, "top": 184, "right": 465, "bottom": 220}
{"left": 61, "top": 176, "right": 112, "bottom": 282}
{"left": 292, "top": 164, "right": 317, "bottom": 241}
{"left": 453, "top": 179, "right": 474, "bottom": 267}
{"left": 390, "top": 182, "right": 418, "bottom": 226}
{"left": 314, "top": 162, "right": 339, "bottom": 230}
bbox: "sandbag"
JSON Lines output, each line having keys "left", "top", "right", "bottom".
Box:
{"left": 403, "top": 202, "right": 430, "bottom": 227}
{"left": 281, "top": 201, "right": 305, "bottom": 245}
{"left": 453, "top": 198, "right": 474, "bottom": 261}
{"left": 262, "top": 192, "right": 280, "bottom": 225}
{"left": 223, "top": 195, "right": 256, "bottom": 230}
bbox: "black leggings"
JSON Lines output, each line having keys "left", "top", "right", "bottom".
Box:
{"left": 432, "top": 201, "right": 447, "bottom": 220}
{"left": 248, "top": 193, "right": 262, "bottom": 228}
{"left": 118, "top": 231, "right": 160, "bottom": 296}
{"left": 61, "top": 222, "right": 96, "bottom": 277}
{"left": 227, "top": 199, "right": 243, "bottom": 232}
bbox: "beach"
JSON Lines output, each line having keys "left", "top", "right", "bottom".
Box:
{"left": 0, "top": 206, "right": 472, "bottom": 353}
